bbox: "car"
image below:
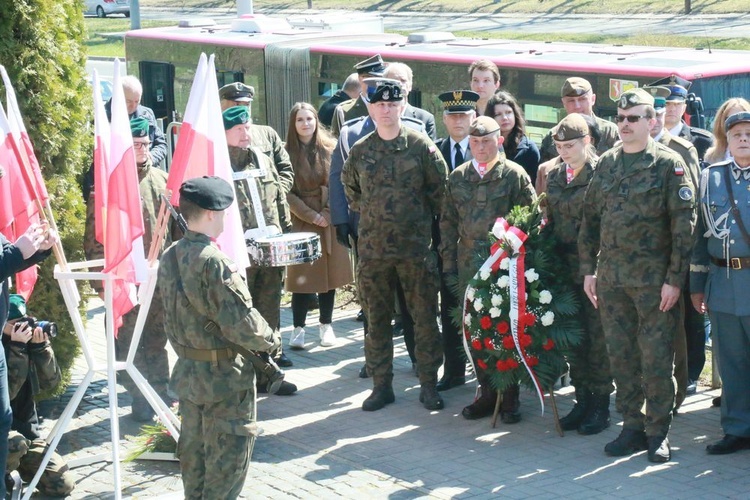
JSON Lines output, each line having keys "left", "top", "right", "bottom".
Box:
{"left": 88, "top": 77, "right": 114, "bottom": 102}
{"left": 85, "top": 0, "right": 131, "bottom": 18}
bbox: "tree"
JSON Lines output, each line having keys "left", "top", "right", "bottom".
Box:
{"left": 0, "top": 0, "right": 91, "bottom": 395}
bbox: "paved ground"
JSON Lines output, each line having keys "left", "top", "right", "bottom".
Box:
{"left": 31, "top": 297, "right": 748, "bottom": 499}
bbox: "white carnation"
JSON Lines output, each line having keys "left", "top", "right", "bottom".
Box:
{"left": 491, "top": 294, "right": 503, "bottom": 307}
{"left": 464, "top": 314, "right": 472, "bottom": 325}
{"left": 473, "top": 299, "right": 484, "bottom": 312}
{"left": 541, "top": 311, "right": 555, "bottom": 326}
{"left": 539, "top": 290, "right": 552, "bottom": 304}
{"left": 479, "top": 269, "right": 491, "bottom": 281}
{"left": 525, "top": 269, "right": 539, "bottom": 283}
{"left": 489, "top": 307, "right": 502, "bottom": 318}
{"left": 466, "top": 286, "right": 475, "bottom": 301}
{"left": 499, "top": 258, "right": 510, "bottom": 270}
{"left": 497, "top": 276, "right": 510, "bottom": 288}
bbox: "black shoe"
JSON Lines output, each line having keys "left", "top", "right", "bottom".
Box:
{"left": 686, "top": 380, "right": 698, "bottom": 395}
{"left": 500, "top": 385, "right": 521, "bottom": 424}
{"left": 276, "top": 352, "right": 293, "bottom": 368}
{"left": 419, "top": 384, "right": 445, "bottom": 410}
{"left": 436, "top": 373, "right": 466, "bottom": 392}
{"left": 362, "top": 384, "right": 395, "bottom": 411}
{"left": 712, "top": 396, "right": 722, "bottom": 407}
{"left": 273, "top": 380, "right": 298, "bottom": 396}
{"left": 359, "top": 363, "right": 370, "bottom": 379}
{"left": 604, "top": 428, "right": 648, "bottom": 456}
{"left": 706, "top": 434, "right": 750, "bottom": 455}
{"left": 501, "top": 410, "right": 522, "bottom": 424}
{"left": 131, "top": 397, "right": 155, "bottom": 423}
{"left": 647, "top": 435, "right": 671, "bottom": 463}
{"left": 462, "top": 396, "right": 495, "bottom": 420}
{"left": 559, "top": 390, "right": 590, "bottom": 431}
{"left": 578, "top": 394, "right": 610, "bottom": 435}
{"left": 356, "top": 309, "right": 365, "bottom": 322}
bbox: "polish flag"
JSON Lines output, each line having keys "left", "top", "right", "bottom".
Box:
{"left": 93, "top": 61, "right": 147, "bottom": 333}
{"left": 166, "top": 53, "right": 249, "bottom": 273}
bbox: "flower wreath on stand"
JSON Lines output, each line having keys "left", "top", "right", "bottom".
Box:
{"left": 462, "top": 201, "right": 583, "bottom": 430}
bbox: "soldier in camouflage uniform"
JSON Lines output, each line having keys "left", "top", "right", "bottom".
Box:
{"left": 224, "top": 107, "right": 297, "bottom": 394}
{"left": 439, "top": 116, "right": 536, "bottom": 424}
{"left": 542, "top": 114, "right": 613, "bottom": 435}
{"left": 7, "top": 430, "right": 75, "bottom": 497}
{"left": 579, "top": 89, "right": 697, "bottom": 463}
{"left": 83, "top": 117, "right": 178, "bottom": 422}
{"left": 159, "top": 176, "right": 280, "bottom": 499}
{"left": 342, "top": 81, "right": 448, "bottom": 412}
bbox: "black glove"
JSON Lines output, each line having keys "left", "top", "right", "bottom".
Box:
{"left": 335, "top": 224, "right": 353, "bottom": 249}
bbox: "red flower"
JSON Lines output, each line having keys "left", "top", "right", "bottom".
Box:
{"left": 519, "top": 333, "right": 532, "bottom": 348}
{"left": 496, "top": 359, "right": 507, "bottom": 371}
{"left": 526, "top": 355, "right": 539, "bottom": 367}
{"left": 483, "top": 337, "right": 494, "bottom": 350}
{"left": 496, "top": 321, "right": 509, "bottom": 334}
{"left": 502, "top": 336, "right": 515, "bottom": 350}
{"left": 471, "top": 339, "right": 483, "bottom": 351}
{"left": 507, "top": 358, "right": 519, "bottom": 369}
{"left": 480, "top": 316, "right": 492, "bottom": 329}
{"left": 543, "top": 338, "right": 555, "bottom": 351}
{"left": 477, "top": 359, "right": 488, "bottom": 370}
{"left": 524, "top": 313, "right": 536, "bottom": 327}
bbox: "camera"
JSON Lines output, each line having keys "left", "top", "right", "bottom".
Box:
{"left": 18, "top": 316, "right": 57, "bottom": 339}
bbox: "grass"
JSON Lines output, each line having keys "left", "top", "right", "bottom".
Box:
{"left": 83, "top": 18, "right": 174, "bottom": 57}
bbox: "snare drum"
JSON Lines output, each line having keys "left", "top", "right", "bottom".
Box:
{"left": 247, "top": 232, "right": 322, "bottom": 267}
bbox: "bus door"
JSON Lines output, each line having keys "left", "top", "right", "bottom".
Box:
{"left": 138, "top": 61, "right": 176, "bottom": 132}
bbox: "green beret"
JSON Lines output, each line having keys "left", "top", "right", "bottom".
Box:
{"left": 369, "top": 82, "right": 403, "bottom": 104}
{"left": 223, "top": 106, "right": 251, "bottom": 130}
{"left": 552, "top": 113, "right": 588, "bottom": 142}
{"left": 179, "top": 176, "right": 235, "bottom": 211}
{"left": 469, "top": 116, "right": 500, "bottom": 137}
{"left": 618, "top": 88, "right": 654, "bottom": 109}
{"left": 8, "top": 294, "right": 26, "bottom": 321}
{"left": 130, "top": 117, "right": 149, "bottom": 138}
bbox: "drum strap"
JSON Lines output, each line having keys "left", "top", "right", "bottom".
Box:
{"left": 232, "top": 149, "right": 269, "bottom": 235}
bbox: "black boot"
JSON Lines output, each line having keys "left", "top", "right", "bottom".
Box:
{"left": 362, "top": 383, "right": 395, "bottom": 411}
{"left": 559, "top": 389, "right": 590, "bottom": 431}
{"left": 419, "top": 382, "right": 445, "bottom": 410}
{"left": 500, "top": 384, "right": 521, "bottom": 424}
{"left": 578, "top": 394, "right": 610, "bottom": 435}
{"left": 462, "top": 382, "right": 496, "bottom": 420}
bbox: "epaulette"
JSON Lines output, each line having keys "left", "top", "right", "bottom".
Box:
{"left": 690, "top": 127, "right": 714, "bottom": 140}
{"left": 706, "top": 159, "right": 732, "bottom": 169}
{"left": 342, "top": 115, "right": 368, "bottom": 128}
{"left": 669, "top": 134, "right": 696, "bottom": 152}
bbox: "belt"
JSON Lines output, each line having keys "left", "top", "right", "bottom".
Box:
{"left": 710, "top": 256, "right": 750, "bottom": 270}
{"left": 172, "top": 344, "right": 236, "bottom": 362}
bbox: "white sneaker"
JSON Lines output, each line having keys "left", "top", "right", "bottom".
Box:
{"left": 319, "top": 323, "right": 336, "bottom": 347}
{"left": 289, "top": 327, "right": 305, "bottom": 350}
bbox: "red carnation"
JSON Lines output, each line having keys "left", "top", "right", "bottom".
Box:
{"left": 526, "top": 356, "right": 539, "bottom": 367}
{"left": 520, "top": 333, "right": 532, "bottom": 348}
{"left": 507, "top": 358, "right": 519, "bottom": 369}
{"left": 480, "top": 316, "right": 492, "bottom": 330}
{"left": 483, "top": 337, "right": 494, "bottom": 350}
{"left": 524, "top": 313, "right": 536, "bottom": 327}
{"left": 496, "top": 321, "right": 510, "bottom": 334}
{"left": 502, "top": 335, "right": 515, "bottom": 349}
{"left": 477, "top": 359, "right": 488, "bottom": 370}
{"left": 471, "top": 339, "right": 483, "bottom": 351}
{"left": 496, "top": 359, "right": 507, "bottom": 371}
{"left": 543, "top": 338, "right": 555, "bottom": 351}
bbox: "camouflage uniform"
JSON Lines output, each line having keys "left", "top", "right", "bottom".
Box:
{"left": 7, "top": 430, "right": 75, "bottom": 497}
{"left": 84, "top": 158, "right": 177, "bottom": 409}
{"left": 342, "top": 126, "right": 447, "bottom": 386}
{"left": 541, "top": 116, "right": 619, "bottom": 162}
{"left": 579, "top": 138, "right": 696, "bottom": 437}
{"left": 159, "top": 230, "right": 279, "bottom": 499}
{"left": 248, "top": 125, "right": 294, "bottom": 232}
{"left": 544, "top": 158, "right": 613, "bottom": 397}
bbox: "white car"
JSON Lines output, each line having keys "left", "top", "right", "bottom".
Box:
{"left": 85, "top": 0, "right": 131, "bottom": 18}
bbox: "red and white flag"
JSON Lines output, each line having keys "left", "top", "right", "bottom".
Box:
{"left": 166, "top": 54, "right": 250, "bottom": 274}
{"left": 93, "top": 61, "right": 147, "bottom": 333}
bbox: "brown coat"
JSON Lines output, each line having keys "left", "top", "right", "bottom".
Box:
{"left": 285, "top": 144, "right": 353, "bottom": 294}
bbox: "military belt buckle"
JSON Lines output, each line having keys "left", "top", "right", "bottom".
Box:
{"left": 731, "top": 257, "right": 742, "bottom": 270}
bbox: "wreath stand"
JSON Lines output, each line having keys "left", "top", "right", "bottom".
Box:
{"left": 21, "top": 259, "right": 181, "bottom": 500}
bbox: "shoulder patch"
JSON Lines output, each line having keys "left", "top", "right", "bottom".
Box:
{"left": 674, "top": 165, "right": 684, "bottom": 176}
{"left": 678, "top": 186, "right": 693, "bottom": 201}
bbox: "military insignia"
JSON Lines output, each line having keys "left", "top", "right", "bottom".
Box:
{"left": 674, "top": 165, "right": 684, "bottom": 176}
{"left": 678, "top": 186, "right": 693, "bottom": 201}
{"left": 620, "top": 96, "right": 628, "bottom": 107}
{"left": 453, "top": 90, "right": 463, "bottom": 102}
{"left": 383, "top": 90, "right": 390, "bottom": 100}
{"left": 556, "top": 130, "right": 565, "bottom": 140}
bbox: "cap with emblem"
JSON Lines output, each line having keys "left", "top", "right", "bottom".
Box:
{"left": 644, "top": 86, "right": 671, "bottom": 113}
{"left": 438, "top": 90, "right": 480, "bottom": 114}
{"left": 469, "top": 116, "right": 501, "bottom": 137}
{"left": 222, "top": 106, "right": 251, "bottom": 130}
{"left": 180, "top": 176, "right": 235, "bottom": 211}
{"left": 617, "top": 88, "right": 654, "bottom": 110}
{"left": 8, "top": 294, "right": 26, "bottom": 321}
{"left": 354, "top": 54, "right": 386, "bottom": 76}
{"left": 561, "top": 77, "right": 592, "bottom": 98}
{"left": 219, "top": 82, "right": 255, "bottom": 103}
{"left": 648, "top": 75, "right": 691, "bottom": 102}
{"left": 362, "top": 77, "right": 400, "bottom": 102}
{"left": 130, "top": 117, "right": 149, "bottom": 138}
{"left": 551, "top": 113, "right": 589, "bottom": 142}
{"left": 724, "top": 111, "right": 750, "bottom": 133}
{"left": 369, "top": 82, "right": 403, "bottom": 104}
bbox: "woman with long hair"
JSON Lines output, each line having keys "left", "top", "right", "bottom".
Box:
{"left": 485, "top": 91, "right": 541, "bottom": 183}
{"left": 704, "top": 97, "right": 750, "bottom": 165}
{"left": 284, "top": 103, "right": 353, "bottom": 349}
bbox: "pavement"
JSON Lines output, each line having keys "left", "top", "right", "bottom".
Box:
{"left": 27, "top": 295, "right": 750, "bottom": 499}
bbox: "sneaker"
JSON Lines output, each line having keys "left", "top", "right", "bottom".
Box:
{"left": 604, "top": 428, "right": 648, "bottom": 456}
{"left": 647, "top": 435, "right": 671, "bottom": 463}
{"left": 319, "top": 323, "right": 336, "bottom": 347}
{"left": 289, "top": 327, "right": 305, "bottom": 350}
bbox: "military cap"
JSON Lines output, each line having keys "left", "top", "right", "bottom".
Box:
{"left": 369, "top": 82, "right": 403, "bottom": 104}
{"left": 354, "top": 54, "right": 386, "bottom": 76}
{"left": 362, "top": 77, "right": 401, "bottom": 102}
{"left": 8, "top": 294, "right": 26, "bottom": 321}
{"left": 648, "top": 75, "right": 691, "bottom": 102}
{"left": 551, "top": 113, "right": 589, "bottom": 142}
{"left": 617, "top": 88, "right": 654, "bottom": 109}
{"left": 222, "top": 106, "right": 251, "bottom": 130}
{"left": 180, "top": 176, "right": 235, "bottom": 211}
{"left": 130, "top": 117, "right": 149, "bottom": 138}
{"left": 561, "top": 77, "right": 592, "bottom": 97}
{"left": 725, "top": 111, "right": 750, "bottom": 132}
{"left": 469, "top": 116, "right": 501, "bottom": 136}
{"left": 219, "top": 82, "right": 255, "bottom": 103}
{"left": 438, "top": 90, "right": 480, "bottom": 114}
{"left": 644, "top": 86, "right": 671, "bottom": 112}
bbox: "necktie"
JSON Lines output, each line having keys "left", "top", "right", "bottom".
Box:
{"left": 453, "top": 143, "right": 464, "bottom": 170}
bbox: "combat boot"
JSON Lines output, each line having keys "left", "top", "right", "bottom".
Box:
{"left": 604, "top": 428, "right": 648, "bottom": 456}
{"left": 419, "top": 383, "right": 445, "bottom": 410}
{"left": 362, "top": 383, "right": 395, "bottom": 411}
{"left": 500, "top": 384, "right": 522, "bottom": 424}
{"left": 559, "top": 389, "right": 590, "bottom": 431}
{"left": 578, "top": 394, "right": 610, "bottom": 435}
{"left": 131, "top": 395, "right": 155, "bottom": 423}
{"left": 462, "top": 382, "right": 496, "bottom": 420}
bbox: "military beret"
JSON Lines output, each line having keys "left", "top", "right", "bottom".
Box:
{"left": 179, "top": 176, "right": 235, "bottom": 211}
{"left": 561, "top": 77, "right": 592, "bottom": 98}
{"left": 222, "top": 106, "right": 251, "bottom": 130}
{"left": 725, "top": 111, "right": 750, "bottom": 133}
{"left": 644, "top": 86, "right": 671, "bottom": 112}
{"left": 219, "top": 82, "right": 255, "bottom": 103}
{"left": 354, "top": 54, "right": 386, "bottom": 76}
{"left": 469, "top": 116, "right": 500, "bottom": 137}
{"left": 130, "top": 117, "right": 149, "bottom": 138}
{"left": 552, "top": 113, "right": 589, "bottom": 142}
{"left": 362, "top": 77, "right": 401, "bottom": 102}
{"left": 438, "top": 90, "right": 480, "bottom": 114}
{"left": 8, "top": 294, "right": 26, "bottom": 321}
{"left": 618, "top": 88, "right": 654, "bottom": 109}
{"left": 648, "top": 75, "right": 691, "bottom": 102}
{"left": 369, "top": 82, "right": 403, "bottom": 104}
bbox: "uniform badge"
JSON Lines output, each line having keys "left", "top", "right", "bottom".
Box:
{"left": 453, "top": 90, "right": 463, "bottom": 102}
{"left": 674, "top": 165, "right": 684, "bottom": 176}
{"left": 678, "top": 186, "right": 693, "bottom": 201}
{"left": 556, "top": 130, "right": 565, "bottom": 140}
{"left": 383, "top": 90, "right": 390, "bottom": 100}
{"left": 620, "top": 96, "right": 629, "bottom": 107}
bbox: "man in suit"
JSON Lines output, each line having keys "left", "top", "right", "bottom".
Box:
{"left": 383, "top": 63, "right": 437, "bottom": 140}
{"left": 318, "top": 73, "right": 360, "bottom": 128}
{"left": 330, "top": 55, "right": 387, "bottom": 137}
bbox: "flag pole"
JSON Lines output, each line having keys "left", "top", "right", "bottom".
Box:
{"left": 147, "top": 190, "right": 171, "bottom": 264}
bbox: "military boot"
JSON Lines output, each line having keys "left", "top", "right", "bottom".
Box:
{"left": 131, "top": 394, "right": 155, "bottom": 423}
{"left": 578, "top": 394, "right": 611, "bottom": 435}
{"left": 419, "top": 383, "right": 445, "bottom": 410}
{"left": 604, "top": 428, "right": 648, "bottom": 456}
{"left": 500, "top": 384, "right": 522, "bottom": 424}
{"left": 462, "top": 382, "right": 496, "bottom": 420}
{"left": 362, "top": 383, "right": 395, "bottom": 411}
{"left": 559, "top": 389, "right": 590, "bottom": 431}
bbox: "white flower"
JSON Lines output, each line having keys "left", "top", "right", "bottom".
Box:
{"left": 525, "top": 269, "right": 539, "bottom": 283}
{"left": 479, "top": 269, "right": 491, "bottom": 281}
{"left": 489, "top": 307, "right": 502, "bottom": 318}
{"left": 499, "top": 258, "right": 510, "bottom": 270}
{"left": 473, "top": 299, "right": 483, "bottom": 312}
{"left": 539, "top": 290, "right": 552, "bottom": 304}
{"left": 497, "top": 275, "right": 510, "bottom": 288}
{"left": 466, "top": 286, "right": 475, "bottom": 301}
{"left": 464, "top": 314, "right": 472, "bottom": 325}
{"left": 541, "top": 311, "right": 555, "bottom": 326}
{"left": 491, "top": 294, "right": 503, "bottom": 307}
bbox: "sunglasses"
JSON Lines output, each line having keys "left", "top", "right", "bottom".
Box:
{"left": 614, "top": 115, "right": 648, "bottom": 123}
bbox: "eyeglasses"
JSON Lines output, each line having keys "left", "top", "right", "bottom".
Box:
{"left": 133, "top": 142, "right": 150, "bottom": 150}
{"left": 614, "top": 115, "right": 648, "bottom": 123}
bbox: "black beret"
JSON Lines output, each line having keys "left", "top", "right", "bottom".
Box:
{"left": 369, "top": 82, "right": 403, "bottom": 104}
{"left": 180, "top": 176, "right": 235, "bottom": 211}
